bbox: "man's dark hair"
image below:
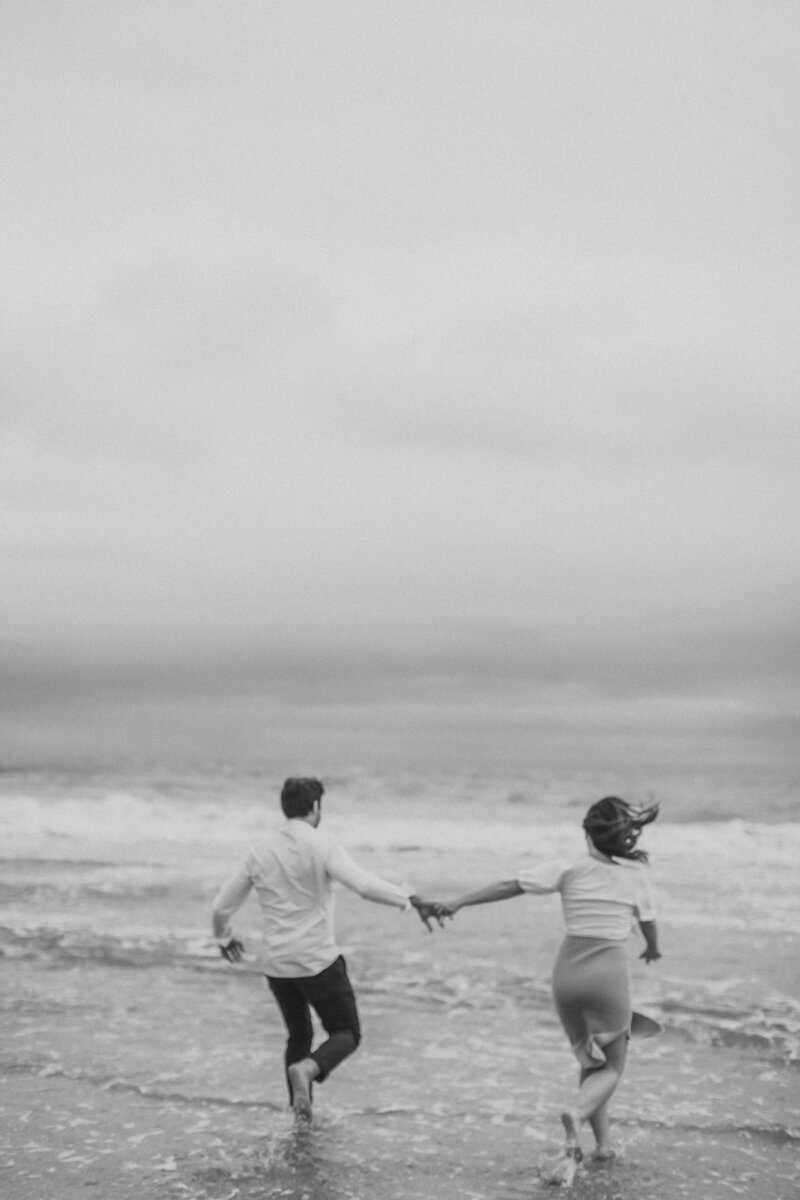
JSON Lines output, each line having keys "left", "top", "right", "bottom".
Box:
{"left": 583, "top": 796, "right": 659, "bottom": 862}
{"left": 280, "top": 777, "right": 324, "bottom": 819}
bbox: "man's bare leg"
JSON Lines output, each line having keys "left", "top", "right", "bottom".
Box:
{"left": 287, "top": 1057, "right": 320, "bottom": 1121}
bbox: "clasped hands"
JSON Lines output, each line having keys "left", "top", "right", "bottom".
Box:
{"left": 410, "top": 896, "right": 455, "bottom": 932}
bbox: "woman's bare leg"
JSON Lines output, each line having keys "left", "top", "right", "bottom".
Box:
{"left": 587, "top": 1099, "right": 613, "bottom": 1158}
{"left": 546, "top": 1112, "right": 582, "bottom": 1187}
{"left": 577, "top": 1068, "right": 607, "bottom": 1155}
{"left": 580, "top": 1033, "right": 627, "bottom": 1123}
{"left": 575, "top": 1065, "right": 613, "bottom": 1157}
{"left": 563, "top": 1034, "right": 628, "bottom": 1157}
{"left": 566, "top": 1035, "right": 628, "bottom": 1155}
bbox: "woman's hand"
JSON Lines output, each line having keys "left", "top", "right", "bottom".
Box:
{"left": 638, "top": 920, "right": 661, "bottom": 964}
{"left": 412, "top": 880, "right": 519, "bottom": 929}
{"left": 410, "top": 896, "right": 451, "bottom": 931}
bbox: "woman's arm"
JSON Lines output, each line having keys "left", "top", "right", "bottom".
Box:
{"left": 638, "top": 919, "right": 662, "bottom": 963}
{"left": 444, "top": 879, "right": 524, "bottom": 915}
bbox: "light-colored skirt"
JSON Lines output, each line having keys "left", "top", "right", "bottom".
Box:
{"left": 552, "top": 936, "right": 636, "bottom": 1069}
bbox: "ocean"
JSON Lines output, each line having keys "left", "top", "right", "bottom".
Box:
{"left": 1, "top": 763, "right": 798, "bottom": 1199}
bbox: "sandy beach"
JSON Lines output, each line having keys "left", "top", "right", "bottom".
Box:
{"left": 2, "top": 767, "right": 799, "bottom": 1199}
{"left": 6, "top": 2, "right": 800, "bottom": 1195}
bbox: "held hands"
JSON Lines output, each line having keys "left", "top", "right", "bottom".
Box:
{"left": 410, "top": 897, "right": 455, "bottom": 932}
{"left": 219, "top": 937, "right": 245, "bottom": 963}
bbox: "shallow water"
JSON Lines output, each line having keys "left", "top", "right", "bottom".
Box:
{"left": 1, "top": 765, "right": 799, "bottom": 1198}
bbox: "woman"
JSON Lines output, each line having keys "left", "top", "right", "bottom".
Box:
{"left": 435, "top": 796, "right": 661, "bottom": 1178}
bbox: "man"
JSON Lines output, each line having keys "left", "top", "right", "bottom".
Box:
{"left": 211, "top": 776, "right": 438, "bottom": 1120}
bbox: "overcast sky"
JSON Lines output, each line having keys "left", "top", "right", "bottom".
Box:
{"left": 2, "top": 2, "right": 799, "bottom": 769}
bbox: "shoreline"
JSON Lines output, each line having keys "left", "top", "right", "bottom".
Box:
{"left": 3, "top": 939, "right": 798, "bottom": 1200}
{"left": 2, "top": 769, "right": 798, "bottom": 1197}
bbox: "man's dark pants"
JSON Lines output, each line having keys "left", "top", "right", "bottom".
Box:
{"left": 267, "top": 954, "right": 361, "bottom": 1102}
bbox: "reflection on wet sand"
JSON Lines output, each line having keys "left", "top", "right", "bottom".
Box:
{"left": 2, "top": 771, "right": 799, "bottom": 1198}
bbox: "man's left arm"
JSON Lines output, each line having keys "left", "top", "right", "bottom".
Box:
{"left": 326, "top": 843, "right": 412, "bottom": 909}
{"left": 326, "top": 844, "right": 446, "bottom": 929}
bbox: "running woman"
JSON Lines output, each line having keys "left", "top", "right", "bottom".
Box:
{"left": 434, "top": 796, "right": 661, "bottom": 1178}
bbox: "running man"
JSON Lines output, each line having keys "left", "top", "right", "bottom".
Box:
{"left": 211, "top": 776, "right": 438, "bottom": 1120}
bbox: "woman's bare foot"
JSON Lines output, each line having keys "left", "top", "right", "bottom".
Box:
{"left": 287, "top": 1058, "right": 319, "bottom": 1122}
{"left": 590, "top": 1147, "right": 617, "bottom": 1165}
{"left": 544, "top": 1156, "right": 578, "bottom": 1188}
{"left": 560, "top": 1110, "right": 582, "bottom": 1159}
{"left": 540, "top": 1113, "right": 584, "bottom": 1188}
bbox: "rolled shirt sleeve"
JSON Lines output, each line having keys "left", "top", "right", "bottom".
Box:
{"left": 325, "top": 843, "right": 412, "bottom": 909}
{"left": 516, "top": 859, "right": 566, "bottom": 895}
{"left": 212, "top": 863, "right": 254, "bottom": 941}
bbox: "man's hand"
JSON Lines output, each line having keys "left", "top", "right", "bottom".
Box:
{"left": 639, "top": 947, "right": 662, "bottom": 964}
{"left": 219, "top": 937, "right": 245, "bottom": 963}
{"left": 410, "top": 896, "right": 450, "bottom": 932}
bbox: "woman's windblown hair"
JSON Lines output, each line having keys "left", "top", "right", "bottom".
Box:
{"left": 583, "top": 796, "right": 659, "bottom": 863}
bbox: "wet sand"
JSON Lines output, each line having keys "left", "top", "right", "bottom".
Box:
{"left": 2, "top": 886, "right": 798, "bottom": 1200}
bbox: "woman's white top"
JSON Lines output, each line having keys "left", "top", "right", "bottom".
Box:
{"left": 516, "top": 847, "right": 656, "bottom": 941}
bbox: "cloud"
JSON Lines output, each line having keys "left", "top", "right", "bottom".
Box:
{"left": 1, "top": 257, "right": 334, "bottom": 459}
{"left": 314, "top": 240, "right": 800, "bottom": 469}
{"left": 1, "top": 4, "right": 799, "bottom": 766}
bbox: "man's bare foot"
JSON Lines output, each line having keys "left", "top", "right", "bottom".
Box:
{"left": 288, "top": 1058, "right": 318, "bottom": 1122}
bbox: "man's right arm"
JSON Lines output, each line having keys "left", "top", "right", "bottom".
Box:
{"left": 212, "top": 864, "right": 253, "bottom": 958}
